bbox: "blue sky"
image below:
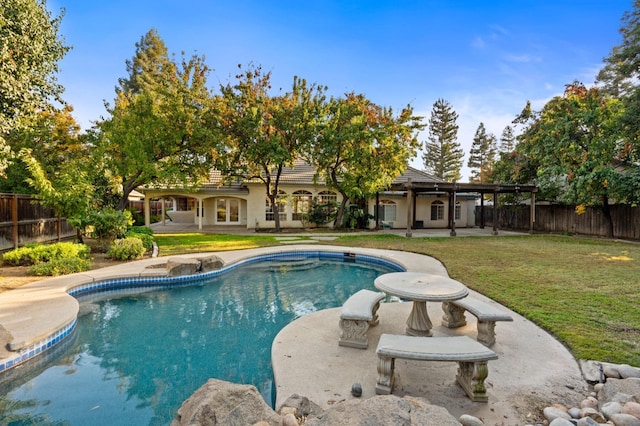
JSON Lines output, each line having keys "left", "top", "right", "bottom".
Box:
{"left": 49, "top": 0, "right": 631, "bottom": 181}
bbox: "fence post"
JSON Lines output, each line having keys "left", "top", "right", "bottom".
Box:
{"left": 11, "top": 194, "right": 19, "bottom": 249}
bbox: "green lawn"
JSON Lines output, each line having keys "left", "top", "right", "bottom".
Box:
{"left": 155, "top": 232, "right": 640, "bottom": 366}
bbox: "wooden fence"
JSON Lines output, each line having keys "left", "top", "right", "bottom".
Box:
{"left": 0, "top": 193, "right": 76, "bottom": 252}
{"left": 476, "top": 204, "right": 640, "bottom": 240}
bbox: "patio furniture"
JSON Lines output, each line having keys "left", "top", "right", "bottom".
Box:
{"left": 375, "top": 334, "right": 498, "bottom": 402}
{"left": 441, "top": 297, "right": 513, "bottom": 346}
{"left": 374, "top": 272, "right": 468, "bottom": 336}
{"left": 338, "top": 289, "right": 385, "bottom": 349}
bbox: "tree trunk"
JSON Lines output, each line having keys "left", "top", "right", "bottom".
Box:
{"left": 334, "top": 194, "right": 350, "bottom": 229}
{"left": 602, "top": 194, "right": 614, "bottom": 238}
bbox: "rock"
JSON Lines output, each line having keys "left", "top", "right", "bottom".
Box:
{"left": 303, "top": 395, "right": 460, "bottom": 426}
{"left": 549, "top": 418, "right": 575, "bottom": 426}
{"left": 199, "top": 255, "right": 224, "bottom": 272}
{"left": 166, "top": 258, "right": 200, "bottom": 277}
{"left": 580, "top": 396, "right": 599, "bottom": 409}
{"left": 576, "top": 417, "right": 600, "bottom": 426}
{"left": 280, "top": 394, "right": 323, "bottom": 418}
{"left": 594, "top": 383, "right": 605, "bottom": 393}
{"left": 459, "top": 414, "right": 485, "bottom": 425}
{"left": 605, "top": 365, "right": 623, "bottom": 379}
{"left": 171, "top": 378, "right": 282, "bottom": 426}
{"left": 351, "top": 383, "right": 362, "bottom": 397}
{"left": 568, "top": 407, "right": 582, "bottom": 418}
{"left": 602, "top": 401, "right": 624, "bottom": 420}
{"left": 610, "top": 413, "right": 640, "bottom": 426}
{"left": 282, "top": 413, "right": 298, "bottom": 426}
{"left": 599, "top": 379, "right": 640, "bottom": 406}
{"left": 622, "top": 401, "right": 640, "bottom": 418}
{"left": 581, "top": 407, "right": 606, "bottom": 423}
{"left": 544, "top": 406, "right": 572, "bottom": 422}
{"left": 618, "top": 365, "right": 640, "bottom": 380}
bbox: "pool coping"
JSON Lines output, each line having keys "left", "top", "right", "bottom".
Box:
{"left": 0, "top": 245, "right": 448, "bottom": 373}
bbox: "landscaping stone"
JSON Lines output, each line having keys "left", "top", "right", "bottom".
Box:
{"left": 544, "top": 406, "right": 572, "bottom": 422}
{"left": 198, "top": 255, "right": 224, "bottom": 272}
{"left": 459, "top": 414, "right": 485, "bottom": 426}
{"left": 166, "top": 258, "right": 200, "bottom": 277}
{"left": 610, "top": 413, "right": 640, "bottom": 426}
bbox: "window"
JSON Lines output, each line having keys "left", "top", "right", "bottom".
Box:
{"left": 431, "top": 200, "right": 444, "bottom": 221}
{"left": 292, "top": 190, "right": 312, "bottom": 220}
{"left": 455, "top": 202, "right": 461, "bottom": 221}
{"left": 377, "top": 199, "right": 397, "bottom": 221}
{"left": 265, "top": 191, "right": 287, "bottom": 221}
{"left": 317, "top": 191, "right": 337, "bottom": 205}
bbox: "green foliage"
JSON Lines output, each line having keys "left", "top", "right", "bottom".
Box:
{"left": 0, "top": 0, "right": 69, "bottom": 176}
{"left": 107, "top": 237, "right": 146, "bottom": 260}
{"left": 308, "top": 198, "right": 338, "bottom": 225}
{"left": 2, "top": 242, "right": 90, "bottom": 266}
{"left": 98, "top": 28, "right": 216, "bottom": 210}
{"left": 28, "top": 257, "right": 91, "bottom": 276}
{"left": 87, "top": 208, "right": 134, "bottom": 244}
{"left": 125, "top": 227, "right": 154, "bottom": 250}
{"left": 422, "top": 98, "right": 463, "bottom": 182}
{"left": 467, "top": 122, "right": 497, "bottom": 183}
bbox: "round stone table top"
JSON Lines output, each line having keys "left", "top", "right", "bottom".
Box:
{"left": 374, "top": 272, "right": 469, "bottom": 302}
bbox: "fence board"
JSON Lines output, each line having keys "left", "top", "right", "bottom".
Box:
{"left": 476, "top": 204, "right": 640, "bottom": 240}
{"left": 0, "top": 193, "right": 76, "bottom": 252}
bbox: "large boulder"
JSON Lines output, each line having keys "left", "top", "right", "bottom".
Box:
{"left": 303, "top": 394, "right": 461, "bottom": 426}
{"left": 198, "top": 255, "right": 224, "bottom": 272}
{"left": 166, "top": 258, "right": 201, "bottom": 277}
{"left": 171, "top": 379, "right": 283, "bottom": 426}
{"left": 599, "top": 378, "right": 640, "bottom": 408}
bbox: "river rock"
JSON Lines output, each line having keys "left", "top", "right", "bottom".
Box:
{"left": 610, "top": 413, "right": 640, "bottom": 426}
{"left": 544, "top": 406, "right": 572, "bottom": 422}
{"left": 581, "top": 407, "right": 605, "bottom": 422}
{"left": 602, "top": 401, "right": 624, "bottom": 419}
{"left": 549, "top": 418, "right": 575, "bottom": 426}
{"left": 459, "top": 414, "right": 484, "bottom": 426}
{"left": 599, "top": 378, "right": 640, "bottom": 406}
{"left": 623, "top": 401, "right": 640, "bottom": 418}
{"left": 618, "top": 365, "right": 640, "bottom": 379}
{"left": 576, "top": 417, "right": 600, "bottom": 426}
{"left": 280, "top": 394, "right": 323, "bottom": 418}
{"left": 568, "top": 406, "right": 582, "bottom": 418}
{"left": 580, "top": 396, "right": 599, "bottom": 409}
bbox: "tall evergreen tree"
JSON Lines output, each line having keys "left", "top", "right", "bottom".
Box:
{"left": 467, "top": 122, "right": 497, "bottom": 183}
{"left": 499, "top": 125, "right": 516, "bottom": 153}
{"left": 422, "top": 98, "right": 463, "bottom": 182}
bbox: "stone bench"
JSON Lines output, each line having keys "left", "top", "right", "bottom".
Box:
{"left": 375, "top": 334, "right": 498, "bottom": 402}
{"left": 338, "top": 289, "right": 385, "bottom": 349}
{"left": 441, "top": 297, "right": 513, "bottom": 347}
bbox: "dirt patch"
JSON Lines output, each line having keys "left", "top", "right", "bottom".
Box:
{"left": 0, "top": 253, "right": 131, "bottom": 293}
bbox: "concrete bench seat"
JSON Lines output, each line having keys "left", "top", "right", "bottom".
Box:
{"left": 441, "top": 297, "right": 514, "bottom": 347}
{"left": 375, "top": 334, "right": 498, "bottom": 402}
{"left": 338, "top": 289, "right": 385, "bottom": 349}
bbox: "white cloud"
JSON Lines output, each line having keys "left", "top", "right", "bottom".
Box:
{"left": 472, "top": 36, "right": 486, "bottom": 49}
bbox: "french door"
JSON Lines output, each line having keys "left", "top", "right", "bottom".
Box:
{"left": 215, "top": 198, "right": 240, "bottom": 224}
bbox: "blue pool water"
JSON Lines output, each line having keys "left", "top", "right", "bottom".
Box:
{"left": 0, "top": 253, "right": 401, "bottom": 425}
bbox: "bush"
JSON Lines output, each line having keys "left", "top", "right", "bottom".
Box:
{"left": 2, "top": 242, "right": 90, "bottom": 266}
{"left": 87, "top": 208, "right": 134, "bottom": 243}
{"left": 29, "top": 258, "right": 91, "bottom": 276}
{"left": 107, "top": 237, "right": 146, "bottom": 260}
{"left": 125, "top": 227, "right": 154, "bottom": 250}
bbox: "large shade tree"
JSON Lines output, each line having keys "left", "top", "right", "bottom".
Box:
{"left": 213, "top": 64, "right": 326, "bottom": 232}
{"left": 97, "top": 29, "right": 216, "bottom": 210}
{"left": 422, "top": 98, "right": 463, "bottom": 182}
{"left": 0, "top": 0, "right": 69, "bottom": 176}
{"left": 311, "top": 93, "right": 424, "bottom": 228}
{"left": 504, "top": 83, "right": 626, "bottom": 237}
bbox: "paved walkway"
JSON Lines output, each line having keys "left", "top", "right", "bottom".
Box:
{"left": 0, "top": 241, "right": 588, "bottom": 425}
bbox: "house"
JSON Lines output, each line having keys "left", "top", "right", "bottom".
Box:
{"left": 140, "top": 161, "right": 537, "bottom": 233}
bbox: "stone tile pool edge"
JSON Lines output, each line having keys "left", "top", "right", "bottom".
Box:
{"left": 0, "top": 245, "right": 449, "bottom": 374}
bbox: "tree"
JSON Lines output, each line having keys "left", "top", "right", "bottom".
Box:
{"left": 97, "top": 29, "right": 216, "bottom": 210}
{"left": 421, "top": 98, "right": 463, "bottom": 182}
{"left": 213, "top": 64, "right": 326, "bottom": 232}
{"left": 467, "top": 123, "right": 497, "bottom": 183}
{"left": 0, "top": 0, "right": 70, "bottom": 176}
{"left": 514, "top": 82, "right": 626, "bottom": 237}
{"left": 312, "top": 93, "right": 424, "bottom": 228}
{"left": 499, "top": 125, "right": 516, "bottom": 153}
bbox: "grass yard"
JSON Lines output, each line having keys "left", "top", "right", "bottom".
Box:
{"left": 155, "top": 232, "right": 640, "bottom": 366}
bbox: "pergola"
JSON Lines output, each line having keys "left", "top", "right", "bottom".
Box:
{"left": 383, "top": 180, "right": 538, "bottom": 237}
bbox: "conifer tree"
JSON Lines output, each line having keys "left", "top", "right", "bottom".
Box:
{"left": 499, "top": 125, "right": 516, "bottom": 153}
{"left": 421, "top": 98, "right": 463, "bottom": 182}
{"left": 467, "top": 122, "right": 497, "bottom": 183}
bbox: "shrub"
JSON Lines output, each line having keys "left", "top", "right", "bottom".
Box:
{"left": 2, "top": 242, "right": 90, "bottom": 266}
{"left": 125, "top": 227, "right": 154, "bottom": 250}
{"left": 107, "top": 237, "right": 146, "bottom": 260}
{"left": 87, "top": 208, "right": 134, "bottom": 244}
{"left": 29, "top": 258, "right": 91, "bottom": 276}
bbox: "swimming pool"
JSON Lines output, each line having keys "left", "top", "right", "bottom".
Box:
{"left": 0, "top": 251, "right": 403, "bottom": 425}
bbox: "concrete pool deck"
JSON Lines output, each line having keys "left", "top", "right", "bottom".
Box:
{"left": 0, "top": 244, "right": 589, "bottom": 424}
